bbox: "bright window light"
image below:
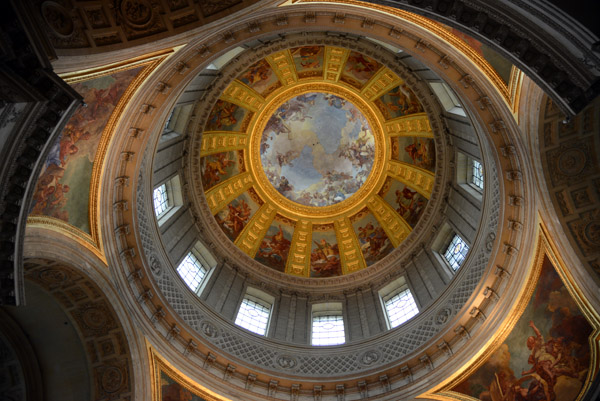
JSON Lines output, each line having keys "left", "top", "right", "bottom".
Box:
{"left": 384, "top": 289, "right": 419, "bottom": 328}
{"left": 235, "top": 297, "right": 271, "bottom": 336}
{"left": 176, "top": 252, "right": 207, "bottom": 293}
{"left": 444, "top": 234, "right": 469, "bottom": 271}
{"left": 312, "top": 314, "right": 345, "bottom": 346}
{"left": 470, "top": 159, "right": 484, "bottom": 189}
{"left": 153, "top": 184, "right": 170, "bottom": 216}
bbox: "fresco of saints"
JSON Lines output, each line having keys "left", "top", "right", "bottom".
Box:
{"left": 257, "top": 225, "right": 291, "bottom": 271}
{"left": 218, "top": 199, "right": 252, "bottom": 239}
{"left": 310, "top": 238, "right": 341, "bottom": 277}
{"left": 202, "top": 153, "right": 236, "bottom": 189}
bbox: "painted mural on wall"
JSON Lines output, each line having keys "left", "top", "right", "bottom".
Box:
{"left": 340, "top": 51, "right": 381, "bottom": 89}
{"left": 451, "top": 256, "right": 593, "bottom": 401}
{"left": 30, "top": 66, "right": 142, "bottom": 233}
{"left": 392, "top": 137, "right": 436, "bottom": 172}
{"left": 200, "top": 150, "right": 241, "bottom": 190}
{"left": 205, "top": 100, "right": 251, "bottom": 132}
{"left": 215, "top": 192, "right": 260, "bottom": 241}
{"left": 310, "top": 229, "right": 341, "bottom": 277}
{"left": 290, "top": 46, "right": 324, "bottom": 79}
{"left": 255, "top": 218, "right": 294, "bottom": 272}
{"left": 374, "top": 84, "right": 424, "bottom": 120}
{"left": 351, "top": 212, "right": 393, "bottom": 266}
{"left": 381, "top": 179, "right": 427, "bottom": 228}
{"left": 237, "top": 58, "right": 281, "bottom": 97}
{"left": 260, "top": 92, "right": 375, "bottom": 207}
{"left": 160, "top": 370, "right": 207, "bottom": 401}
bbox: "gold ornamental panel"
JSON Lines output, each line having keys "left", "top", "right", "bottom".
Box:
{"left": 285, "top": 220, "right": 313, "bottom": 276}
{"left": 386, "top": 113, "right": 433, "bottom": 138}
{"left": 220, "top": 80, "right": 265, "bottom": 112}
{"left": 205, "top": 172, "right": 254, "bottom": 214}
{"left": 387, "top": 161, "right": 435, "bottom": 199}
{"left": 362, "top": 67, "right": 401, "bottom": 101}
{"left": 200, "top": 132, "right": 248, "bottom": 157}
{"left": 234, "top": 203, "right": 278, "bottom": 257}
{"left": 267, "top": 51, "right": 298, "bottom": 85}
{"left": 335, "top": 217, "right": 367, "bottom": 274}
{"left": 366, "top": 195, "right": 412, "bottom": 247}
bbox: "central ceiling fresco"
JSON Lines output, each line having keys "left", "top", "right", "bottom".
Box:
{"left": 198, "top": 45, "right": 437, "bottom": 278}
{"left": 260, "top": 92, "right": 375, "bottom": 207}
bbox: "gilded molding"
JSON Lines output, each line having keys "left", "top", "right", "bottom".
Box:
{"left": 387, "top": 161, "right": 435, "bottom": 198}
{"left": 386, "top": 113, "right": 433, "bottom": 138}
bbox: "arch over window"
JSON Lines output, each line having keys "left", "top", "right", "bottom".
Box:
{"left": 311, "top": 302, "right": 345, "bottom": 346}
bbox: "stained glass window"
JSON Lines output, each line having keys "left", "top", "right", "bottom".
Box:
{"left": 471, "top": 159, "right": 484, "bottom": 189}
{"left": 444, "top": 234, "right": 469, "bottom": 271}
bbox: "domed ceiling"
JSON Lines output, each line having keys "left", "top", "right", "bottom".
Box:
{"left": 198, "top": 45, "right": 437, "bottom": 278}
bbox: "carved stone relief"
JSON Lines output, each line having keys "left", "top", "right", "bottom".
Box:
{"left": 24, "top": 260, "right": 134, "bottom": 400}
{"left": 540, "top": 96, "right": 600, "bottom": 278}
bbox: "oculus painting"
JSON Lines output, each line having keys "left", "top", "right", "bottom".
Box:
{"left": 260, "top": 92, "right": 375, "bottom": 207}
{"left": 450, "top": 256, "right": 593, "bottom": 401}
{"left": 30, "top": 66, "right": 142, "bottom": 233}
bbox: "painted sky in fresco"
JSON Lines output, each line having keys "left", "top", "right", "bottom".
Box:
{"left": 260, "top": 92, "right": 375, "bottom": 207}
{"left": 451, "top": 256, "right": 593, "bottom": 401}
{"left": 30, "top": 66, "right": 142, "bottom": 233}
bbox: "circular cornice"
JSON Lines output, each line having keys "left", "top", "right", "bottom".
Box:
{"left": 100, "top": 5, "right": 532, "bottom": 399}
